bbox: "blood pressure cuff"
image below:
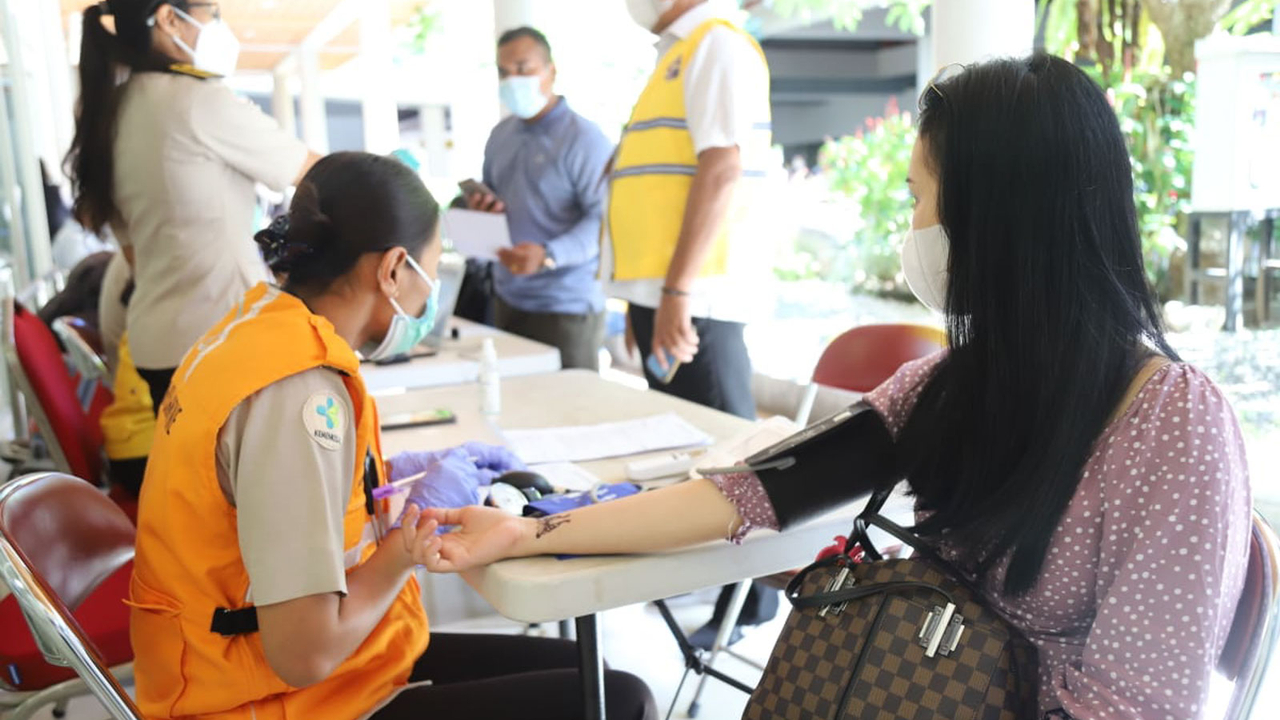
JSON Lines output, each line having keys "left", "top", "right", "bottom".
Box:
{"left": 748, "top": 403, "right": 898, "bottom": 530}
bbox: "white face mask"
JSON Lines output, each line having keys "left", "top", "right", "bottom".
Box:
{"left": 167, "top": 6, "right": 241, "bottom": 77}
{"left": 499, "top": 75, "right": 549, "bottom": 119}
{"left": 626, "top": 0, "right": 677, "bottom": 32}
{"left": 901, "top": 224, "right": 950, "bottom": 313}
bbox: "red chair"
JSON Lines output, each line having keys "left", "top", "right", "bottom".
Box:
{"left": 1218, "top": 511, "right": 1280, "bottom": 720}
{"left": 2, "top": 297, "right": 105, "bottom": 486}
{"left": 0, "top": 473, "right": 139, "bottom": 719}
{"left": 51, "top": 316, "right": 109, "bottom": 389}
{"left": 795, "top": 323, "right": 947, "bottom": 426}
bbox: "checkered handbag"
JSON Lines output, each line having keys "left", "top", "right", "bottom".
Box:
{"left": 744, "top": 489, "right": 1039, "bottom": 720}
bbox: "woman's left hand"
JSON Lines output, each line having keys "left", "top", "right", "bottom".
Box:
{"left": 406, "top": 505, "right": 530, "bottom": 573}
{"left": 397, "top": 504, "right": 443, "bottom": 568}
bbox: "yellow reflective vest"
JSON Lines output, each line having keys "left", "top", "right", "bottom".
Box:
{"left": 607, "top": 18, "right": 772, "bottom": 281}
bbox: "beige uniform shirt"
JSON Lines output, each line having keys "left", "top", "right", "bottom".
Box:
{"left": 216, "top": 368, "right": 355, "bottom": 606}
{"left": 112, "top": 72, "right": 308, "bottom": 370}
{"left": 98, "top": 252, "right": 131, "bottom": 379}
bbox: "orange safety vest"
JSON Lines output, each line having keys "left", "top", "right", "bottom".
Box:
{"left": 129, "top": 283, "right": 429, "bottom": 720}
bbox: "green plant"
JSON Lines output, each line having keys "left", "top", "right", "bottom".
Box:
{"left": 1099, "top": 67, "right": 1195, "bottom": 294}
{"left": 1220, "top": 0, "right": 1277, "bottom": 35}
{"left": 400, "top": 3, "right": 443, "bottom": 55}
{"left": 811, "top": 98, "right": 917, "bottom": 293}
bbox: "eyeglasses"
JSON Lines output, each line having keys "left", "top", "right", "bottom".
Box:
{"left": 919, "top": 62, "right": 966, "bottom": 111}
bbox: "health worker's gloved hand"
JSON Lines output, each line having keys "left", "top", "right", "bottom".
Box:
{"left": 397, "top": 449, "right": 487, "bottom": 522}
{"left": 388, "top": 442, "right": 524, "bottom": 484}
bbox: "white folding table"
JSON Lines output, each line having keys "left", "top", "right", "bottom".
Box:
{"left": 362, "top": 317, "right": 562, "bottom": 394}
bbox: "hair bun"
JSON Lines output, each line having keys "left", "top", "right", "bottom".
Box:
{"left": 254, "top": 214, "right": 313, "bottom": 273}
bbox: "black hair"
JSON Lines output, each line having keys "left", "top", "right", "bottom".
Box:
{"left": 254, "top": 152, "right": 440, "bottom": 296}
{"left": 65, "top": 0, "right": 186, "bottom": 234}
{"left": 896, "top": 54, "right": 1179, "bottom": 596}
{"left": 497, "top": 26, "right": 553, "bottom": 63}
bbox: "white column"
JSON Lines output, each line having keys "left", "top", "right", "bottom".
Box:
{"left": 492, "top": 0, "right": 539, "bottom": 37}
{"left": 930, "top": 0, "right": 1033, "bottom": 72}
{"left": 297, "top": 47, "right": 330, "bottom": 153}
{"left": 271, "top": 69, "right": 297, "bottom": 135}
{"left": 436, "top": 0, "right": 498, "bottom": 178}
{"left": 39, "top": 0, "right": 75, "bottom": 170}
{"left": 916, "top": 28, "right": 935, "bottom": 105}
{"left": 419, "top": 104, "right": 450, "bottom": 179}
{"left": 358, "top": 0, "right": 399, "bottom": 154}
{"left": 0, "top": 0, "right": 53, "bottom": 281}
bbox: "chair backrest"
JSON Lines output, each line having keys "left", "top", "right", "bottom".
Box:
{"left": 2, "top": 294, "right": 103, "bottom": 483}
{"left": 1218, "top": 511, "right": 1280, "bottom": 720}
{"left": 52, "top": 316, "right": 108, "bottom": 385}
{"left": 812, "top": 323, "right": 946, "bottom": 393}
{"left": 0, "top": 473, "right": 142, "bottom": 719}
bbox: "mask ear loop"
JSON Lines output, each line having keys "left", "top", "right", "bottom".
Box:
{"left": 385, "top": 254, "right": 435, "bottom": 318}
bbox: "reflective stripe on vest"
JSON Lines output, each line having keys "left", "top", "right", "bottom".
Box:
{"left": 606, "top": 18, "right": 771, "bottom": 282}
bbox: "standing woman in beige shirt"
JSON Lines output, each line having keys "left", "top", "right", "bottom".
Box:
{"left": 65, "top": 0, "right": 319, "bottom": 412}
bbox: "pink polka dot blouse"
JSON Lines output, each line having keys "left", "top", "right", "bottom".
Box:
{"left": 710, "top": 353, "right": 1252, "bottom": 720}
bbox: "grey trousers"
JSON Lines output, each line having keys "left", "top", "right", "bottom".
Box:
{"left": 494, "top": 297, "right": 606, "bottom": 371}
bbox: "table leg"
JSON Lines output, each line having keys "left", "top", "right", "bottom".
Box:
{"left": 577, "top": 614, "right": 606, "bottom": 720}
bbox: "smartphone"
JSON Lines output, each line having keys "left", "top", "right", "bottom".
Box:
{"left": 645, "top": 351, "right": 681, "bottom": 385}
{"left": 458, "top": 178, "right": 495, "bottom": 198}
{"left": 381, "top": 408, "right": 457, "bottom": 430}
{"left": 367, "top": 345, "right": 438, "bottom": 365}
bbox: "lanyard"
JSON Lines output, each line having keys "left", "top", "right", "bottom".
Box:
{"left": 362, "top": 451, "right": 386, "bottom": 543}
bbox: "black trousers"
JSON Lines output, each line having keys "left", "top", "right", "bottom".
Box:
{"left": 495, "top": 297, "right": 606, "bottom": 371}
{"left": 626, "top": 304, "right": 755, "bottom": 420}
{"left": 628, "top": 304, "right": 778, "bottom": 626}
{"left": 372, "top": 633, "right": 657, "bottom": 720}
{"left": 137, "top": 366, "right": 177, "bottom": 418}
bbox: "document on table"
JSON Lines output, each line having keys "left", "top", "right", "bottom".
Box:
{"left": 505, "top": 413, "right": 714, "bottom": 465}
{"left": 527, "top": 462, "right": 601, "bottom": 492}
{"left": 443, "top": 208, "right": 511, "bottom": 261}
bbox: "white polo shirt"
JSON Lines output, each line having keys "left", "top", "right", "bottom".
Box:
{"left": 604, "top": 4, "right": 777, "bottom": 323}
{"left": 112, "top": 72, "right": 308, "bottom": 370}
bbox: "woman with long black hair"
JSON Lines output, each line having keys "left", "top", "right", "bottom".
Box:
{"left": 415, "top": 55, "right": 1252, "bottom": 720}
{"left": 65, "top": 0, "right": 319, "bottom": 412}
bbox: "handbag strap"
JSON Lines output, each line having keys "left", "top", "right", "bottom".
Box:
{"left": 842, "top": 487, "right": 993, "bottom": 604}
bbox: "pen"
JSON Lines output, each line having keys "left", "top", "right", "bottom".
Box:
{"left": 370, "top": 454, "right": 485, "bottom": 500}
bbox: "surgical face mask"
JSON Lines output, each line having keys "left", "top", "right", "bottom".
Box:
{"left": 362, "top": 255, "right": 441, "bottom": 361}
{"left": 901, "top": 224, "right": 950, "bottom": 313}
{"left": 626, "top": 0, "right": 676, "bottom": 32}
{"left": 499, "top": 75, "right": 549, "bottom": 120}
{"left": 168, "top": 6, "right": 241, "bottom": 77}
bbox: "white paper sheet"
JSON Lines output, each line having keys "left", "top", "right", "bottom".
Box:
{"left": 443, "top": 208, "right": 511, "bottom": 261}
{"left": 505, "top": 413, "right": 714, "bottom": 465}
{"left": 690, "top": 415, "right": 800, "bottom": 478}
{"left": 528, "top": 462, "right": 602, "bottom": 492}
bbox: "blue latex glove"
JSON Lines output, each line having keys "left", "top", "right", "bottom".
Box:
{"left": 388, "top": 442, "right": 524, "bottom": 484}
{"left": 401, "top": 449, "right": 486, "bottom": 516}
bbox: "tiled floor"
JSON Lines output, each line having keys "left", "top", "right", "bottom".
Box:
{"left": 28, "top": 586, "right": 1280, "bottom": 720}
{"left": 41, "top": 589, "right": 785, "bottom": 720}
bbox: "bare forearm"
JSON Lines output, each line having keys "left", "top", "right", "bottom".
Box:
{"left": 258, "top": 534, "right": 414, "bottom": 687}
{"left": 512, "top": 479, "right": 743, "bottom": 557}
{"left": 664, "top": 147, "right": 742, "bottom": 291}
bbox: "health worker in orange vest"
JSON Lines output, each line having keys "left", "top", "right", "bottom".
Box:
{"left": 129, "top": 151, "right": 657, "bottom": 720}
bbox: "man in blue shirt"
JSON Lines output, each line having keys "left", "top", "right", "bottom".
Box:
{"left": 465, "top": 27, "right": 613, "bottom": 370}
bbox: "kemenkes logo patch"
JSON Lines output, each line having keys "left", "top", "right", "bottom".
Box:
{"left": 304, "top": 393, "right": 345, "bottom": 450}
